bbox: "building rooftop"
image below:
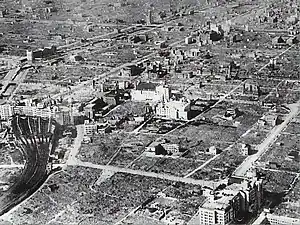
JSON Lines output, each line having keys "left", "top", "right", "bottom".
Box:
{"left": 136, "top": 82, "right": 158, "bottom": 91}
{"left": 201, "top": 184, "right": 242, "bottom": 211}
{"left": 160, "top": 98, "right": 190, "bottom": 108}
{"left": 201, "top": 196, "right": 232, "bottom": 211}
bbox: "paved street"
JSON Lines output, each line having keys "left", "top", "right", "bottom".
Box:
{"left": 66, "top": 125, "right": 84, "bottom": 166}
{"left": 234, "top": 101, "right": 300, "bottom": 178}
{"left": 70, "top": 159, "right": 224, "bottom": 189}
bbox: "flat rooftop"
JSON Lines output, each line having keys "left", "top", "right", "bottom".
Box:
{"left": 136, "top": 82, "right": 158, "bottom": 91}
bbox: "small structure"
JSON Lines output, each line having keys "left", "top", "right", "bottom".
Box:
{"left": 269, "top": 162, "right": 280, "bottom": 169}
{"left": 224, "top": 108, "right": 240, "bottom": 120}
{"left": 85, "top": 25, "right": 94, "bottom": 32}
{"left": 258, "top": 118, "right": 267, "bottom": 126}
{"left": 161, "top": 143, "right": 180, "bottom": 155}
{"left": 84, "top": 98, "right": 107, "bottom": 120}
{"left": 286, "top": 15, "right": 299, "bottom": 25}
{"left": 129, "top": 34, "right": 148, "bottom": 43}
{"left": 84, "top": 120, "right": 111, "bottom": 135}
{"left": 232, "top": 33, "right": 243, "bottom": 43}
{"left": 146, "top": 141, "right": 181, "bottom": 156}
{"left": 272, "top": 36, "right": 286, "bottom": 47}
{"left": 188, "top": 48, "right": 201, "bottom": 57}
{"left": 206, "top": 146, "right": 221, "bottom": 155}
{"left": 55, "top": 110, "right": 73, "bottom": 126}
{"left": 240, "top": 143, "right": 252, "bottom": 156}
{"left": 103, "top": 91, "right": 121, "bottom": 106}
{"left": 0, "top": 10, "right": 6, "bottom": 18}
{"left": 121, "top": 65, "right": 143, "bottom": 77}
{"left": 70, "top": 54, "right": 84, "bottom": 63}
{"left": 185, "top": 36, "right": 195, "bottom": 44}
{"left": 210, "top": 30, "right": 223, "bottom": 42}
{"left": 286, "top": 36, "right": 299, "bottom": 45}
{"left": 286, "top": 150, "right": 299, "bottom": 161}
{"left": 146, "top": 10, "right": 153, "bottom": 25}
{"left": 243, "top": 82, "right": 261, "bottom": 97}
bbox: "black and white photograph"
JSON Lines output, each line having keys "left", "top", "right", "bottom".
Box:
{"left": 0, "top": 0, "right": 299, "bottom": 224}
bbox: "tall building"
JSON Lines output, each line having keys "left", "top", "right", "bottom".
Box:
{"left": 55, "top": 110, "right": 72, "bottom": 126}
{"left": 199, "top": 176, "right": 263, "bottom": 225}
{"left": 84, "top": 120, "right": 98, "bottom": 136}
{"left": 14, "top": 105, "right": 55, "bottom": 118}
{"left": 199, "top": 189, "right": 241, "bottom": 225}
{"left": 155, "top": 98, "right": 191, "bottom": 120}
{"left": 0, "top": 104, "right": 14, "bottom": 120}
{"left": 83, "top": 120, "right": 110, "bottom": 136}
{"left": 131, "top": 82, "right": 170, "bottom": 102}
{"left": 146, "top": 10, "right": 153, "bottom": 25}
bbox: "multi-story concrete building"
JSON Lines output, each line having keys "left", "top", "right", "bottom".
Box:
{"left": 26, "top": 46, "right": 57, "bottom": 61}
{"left": 146, "top": 10, "right": 153, "bottom": 25}
{"left": 131, "top": 82, "right": 170, "bottom": 102}
{"left": 14, "top": 106, "right": 55, "bottom": 118}
{"left": 155, "top": 98, "right": 191, "bottom": 120}
{"left": 199, "top": 189, "right": 241, "bottom": 225}
{"left": 0, "top": 104, "right": 14, "bottom": 120}
{"left": 55, "top": 110, "right": 73, "bottom": 126}
{"left": 199, "top": 176, "right": 263, "bottom": 225}
{"left": 84, "top": 120, "right": 111, "bottom": 136}
{"left": 84, "top": 98, "right": 107, "bottom": 120}
{"left": 161, "top": 143, "right": 180, "bottom": 154}
{"left": 0, "top": 102, "right": 69, "bottom": 121}
{"left": 84, "top": 120, "right": 98, "bottom": 136}
{"left": 266, "top": 214, "right": 300, "bottom": 225}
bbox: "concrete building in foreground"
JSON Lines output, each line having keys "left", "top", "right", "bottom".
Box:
{"left": 199, "top": 189, "right": 241, "bottom": 225}
{"left": 199, "top": 176, "right": 263, "bottom": 225}
{"left": 253, "top": 210, "right": 300, "bottom": 225}
{"left": 266, "top": 214, "right": 300, "bottom": 225}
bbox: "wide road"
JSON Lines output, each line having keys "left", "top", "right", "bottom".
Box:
{"left": 70, "top": 159, "right": 224, "bottom": 189}
{"left": 234, "top": 101, "right": 300, "bottom": 178}
{"left": 66, "top": 125, "right": 84, "bottom": 166}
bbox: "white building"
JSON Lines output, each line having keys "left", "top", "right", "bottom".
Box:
{"left": 199, "top": 190, "right": 241, "bottom": 225}
{"left": 206, "top": 146, "right": 220, "bottom": 155}
{"left": 131, "top": 82, "right": 170, "bottom": 102}
{"left": 199, "top": 177, "right": 263, "bottom": 225}
{"left": 155, "top": 98, "right": 191, "bottom": 120}
{"left": 146, "top": 141, "right": 180, "bottom": 156}
{"left": 0, "top": 102, "right": 60, "bottom": 120}
{"left": 0, "top": 104, "right": 14, "bottom": 120}
{"left": 84, "top": 120, "right": 98, "bottom": 136}
{"left": 14, "top": 106, "right": 55, "bottom": 118}
{"left": 161, "top": 143, "right": 180, "bottom": 154}
{"left": 266, "top": 214, "right": 300, "bottom": 225}
{"left": 84, "top": 120, "right": 110, "bottom": 136}
{"left": 188, "top": 48, "right": 202, "bottom": 57}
